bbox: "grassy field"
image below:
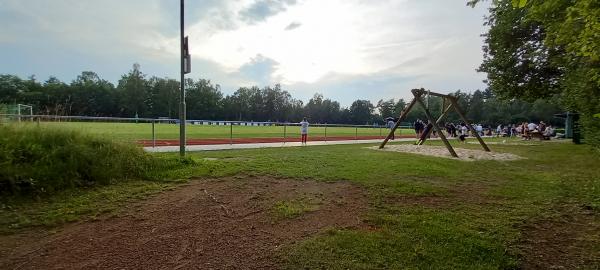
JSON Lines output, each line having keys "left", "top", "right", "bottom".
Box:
{"left": 14, "top": 121, "right": 414, "bottom": 141}
{"left": 1, "top": 138, "right": 599, "bottom": 268}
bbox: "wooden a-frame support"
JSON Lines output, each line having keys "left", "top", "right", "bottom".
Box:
{"left": 379, "top": 88, "right": 490, "bottom": 157}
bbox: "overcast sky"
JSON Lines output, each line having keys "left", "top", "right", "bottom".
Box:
{"left": 0, "top": 0, "right": 490, "bottom": 106}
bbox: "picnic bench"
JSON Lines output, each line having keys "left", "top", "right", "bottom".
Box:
{"left": 529, "top": 131, "right": 551, "bottom": 140}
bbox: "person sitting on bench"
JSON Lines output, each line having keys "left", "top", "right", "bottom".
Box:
{"left": 543, "top": 125, "right": 555, "bottom": 139}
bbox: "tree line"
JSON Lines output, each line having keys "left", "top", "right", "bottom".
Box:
{"left": 1, "top": 64, "right": 563, "bottom": 126}
{"left": 469, "top": 0, "right": 599, "bottom": 146}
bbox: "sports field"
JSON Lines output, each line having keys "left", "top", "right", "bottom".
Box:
{"left": 25, "top": 121, "right": 415, "bottom": 142}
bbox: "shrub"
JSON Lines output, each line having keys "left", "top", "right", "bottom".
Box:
{"left": 0, "top": 124, "right": 157, "bottom": 196}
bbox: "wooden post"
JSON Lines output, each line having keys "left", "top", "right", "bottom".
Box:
{"left": 152, "top": 121, "right": 156, "bottom": 148}
{"left": 379, "top": 96, "right": 418, "bottom": 148}
{"left": 416, "top": 98, "right": 458, "bottom": 158}
{"left": 449, "top": 98, "right": 491, "bottom": 152}
{"left": 418, "top": 101, "right": 454, "bottom": 145}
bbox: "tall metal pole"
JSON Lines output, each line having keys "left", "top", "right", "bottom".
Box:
{"left": 179, "top": 0, "right": 186, "bottom": 157}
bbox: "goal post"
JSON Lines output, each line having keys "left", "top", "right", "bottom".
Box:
{"left": 0, "top": 104, "right": 34, "bottom": 122}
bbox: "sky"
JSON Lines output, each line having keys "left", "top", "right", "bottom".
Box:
{"left": 0, "top": 0, "right": 490, "bottom": 106}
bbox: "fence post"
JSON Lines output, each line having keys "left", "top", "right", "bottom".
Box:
{"left": 325, "top": 125, "right": 327, "bottom": 142}
{"left": 283, "top": 124, "right": 287, "bottom": 144}
{"left": 230, "top": 123, "right": 233, "bottom": 145}
{"left": 152, "top": 121, "right": 156, "bottom": 148}
{"left": 355, "top": 127, "right": 358, "bottom": 140}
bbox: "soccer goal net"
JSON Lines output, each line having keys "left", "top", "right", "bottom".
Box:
{"left": 0, "top": 103, "right": 34, "bottom": 122}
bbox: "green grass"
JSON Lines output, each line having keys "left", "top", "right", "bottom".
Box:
{"left": 180, "top": 139, "right": 599, "bottom": 269}
{"left": 1, "top": 136, "right": 599, "bottom": 268}
{"left": 17, "top": 121, "right": 414, "bottom": 141}
{"left": 0, "top": 124, "right": 162, "bottom": 195}
{"left": 272, "top": 197, "right": 322, "bottom": 220}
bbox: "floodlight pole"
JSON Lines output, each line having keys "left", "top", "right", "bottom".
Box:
{"left": 179, "top": 0, "right": 186, "bottom": 157}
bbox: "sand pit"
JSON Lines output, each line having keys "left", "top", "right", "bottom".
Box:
{"left": 369, "top": 144, "right": 523, "bottom": 161}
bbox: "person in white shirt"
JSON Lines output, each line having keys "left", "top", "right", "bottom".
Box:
{"left": 544, "top": 126, "right": 555, "bottom": 137}
{"left": 300, "top": 118, "right": 309, "bottom": 144}
{"left": 387, "top": 118, "right": 396, "bottom": 140}
{"left": 476, "top": 124, "right": 483, "bottom": 136}
{"left": 527, "top": 122, "right": 538, "bottom": 132}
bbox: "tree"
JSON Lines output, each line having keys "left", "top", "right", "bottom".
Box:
{"left": 349, "top": 100, "right": 374, "bottom": 124}
{"left": 474, "top": 0, "right": 600, "bottom": 146}
{"left": 467, "top": 90, "right": 485, "bottom": 123}
{"left": 148, "top": 77, "right": 179, "bottom": 118}
{"left": 0, "top": 75, "right": 26, "bottom": 104}
{"left": 186, "top": 79, "right": 223, "bottom": 120}
{"left": 117, "top": 63, "right": 150, "bottom": 117}
{"left": 305, "top": 93, "right": 324, "bottom": 123}
{"left": 393, "top": 99, "right": 406, "bottom": 116}
{"left": 377, "top": 99, "right": 396, "bottom": 119}
{"left": 477, "top": 1, "right": 562, "bottom": 101}
{"left": 70, "top": 71, "right": 117, "bottom": 116}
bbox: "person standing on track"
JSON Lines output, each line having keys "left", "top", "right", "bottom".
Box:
{"left": 300, "top": 117, "right": 309, "bottom": 145}
{"left": 387, "top": 117, "right": 396, "bottom": 140}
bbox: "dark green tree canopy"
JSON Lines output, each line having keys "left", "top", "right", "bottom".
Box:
{"left": 473, "top": 0, "right": 600, "bottom": 146}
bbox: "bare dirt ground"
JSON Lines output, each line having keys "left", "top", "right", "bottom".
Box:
{"left": 0, "top": 176, "right": 369, "bottom": 270}
{"left": 370, "top": 144, "right": 523, "bottom": 161}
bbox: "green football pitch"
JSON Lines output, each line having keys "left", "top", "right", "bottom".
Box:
{"left": 25, "top": 121, "right": 415, "bottom": 141}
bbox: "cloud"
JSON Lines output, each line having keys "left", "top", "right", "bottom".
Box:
{"left": 0, "top": 0, "right": 491, "bottom": 107}
{"left": 238, "top": 0, "right": 298, "bottom": 24}
{"left": 284, "top": 21, "right": 302, "bottom": 31}
{"left": 235, "top": 54, "right": 280, "bottom": 87}
{"left": 283, "top": 65, "right": 426, "bottom": 106}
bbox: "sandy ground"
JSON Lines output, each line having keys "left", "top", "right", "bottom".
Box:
{"left": 370, "top": 144, "right": 523, "bottom": 161}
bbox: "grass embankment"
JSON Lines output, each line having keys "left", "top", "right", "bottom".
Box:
{"left": 0, "top": 125, "right": 154, "bottom": 195}
{"left": 32, "top": 121, "right": 413, "bottom": 141}
{"left": 0, "top": 125, "right": 223, "bottom": 232}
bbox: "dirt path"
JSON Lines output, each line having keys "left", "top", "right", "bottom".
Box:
{"left": 0, "top": 177, "right": 369, "bottom": 270}
{"left": 138, "top": 135, "right": 414, "bottom": 147}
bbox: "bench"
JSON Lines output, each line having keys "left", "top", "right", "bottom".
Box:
{"left": 529, "top": 132, "right": 551, "bottom": 140}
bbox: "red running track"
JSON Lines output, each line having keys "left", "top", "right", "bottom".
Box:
{"left": 138, "top": 134, "right": 416, "bottom": 147}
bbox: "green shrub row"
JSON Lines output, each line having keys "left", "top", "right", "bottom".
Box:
{"left": 0, "top": 125, "right": 158, "bottom": 196}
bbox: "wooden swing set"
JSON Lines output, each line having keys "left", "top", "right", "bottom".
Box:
{"left": 379, "top": 88, "right": 490, "bottom": 158}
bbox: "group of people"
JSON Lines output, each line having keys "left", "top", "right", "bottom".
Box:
{"left": 408, "top": 119, "right": 557, "bottom": 142}
{"left": 412, "top": 119, "right": 473, "bottom": 140}
{"left": 301, "top": 117, "right": 556, "bottom": 145}
{"left": 515, "top": 121, "right": 555, "bottom": 140}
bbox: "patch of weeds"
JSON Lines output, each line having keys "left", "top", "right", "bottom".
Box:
{"left": 272, "top": 196, "right": 322, "bottom": 220}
